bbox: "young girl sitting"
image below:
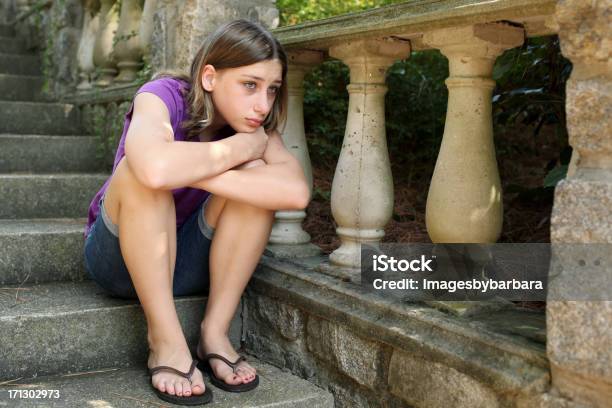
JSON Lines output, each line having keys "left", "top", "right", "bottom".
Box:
{"left": 83, "top": 19, "right": 309, "bottom": 406}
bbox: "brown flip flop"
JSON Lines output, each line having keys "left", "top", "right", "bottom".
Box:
{"left": 198, "top": 353, "right": 259, "bottom": 392}
{"left": 149, "top": 359, "right": 213, "bottom": 405}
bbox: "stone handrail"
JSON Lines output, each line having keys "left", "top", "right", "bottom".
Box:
{"left": 270, "top": 0, "right": 557, "bottom": 268}
{"left": 273, "top": 0, "right": 556, "bottom": 49}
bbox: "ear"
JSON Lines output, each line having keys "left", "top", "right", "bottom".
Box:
{"left": 200, "top": 64, "right": 216, "bottom": 92}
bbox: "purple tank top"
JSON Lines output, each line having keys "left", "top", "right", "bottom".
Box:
{"left": 84, "top": 77, "right": 223, "bottom": 239}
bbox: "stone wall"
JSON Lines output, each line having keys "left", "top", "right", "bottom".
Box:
{"left": 546, "top": 1, "right": 612, "bottom": 407}
{"left": 244, "top": 291, "right": 408, "bottom": 408}
{"left": 243, "top": 258, "right": 550, "bottom": 408}
{"left": 151, "top": 0, "right": 278, "bottom": 73}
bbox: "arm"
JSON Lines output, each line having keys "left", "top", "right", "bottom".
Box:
{"left": 187, "top": 130, "right": 311, "bottom": 210}
{"left": 124, "top": 92, "right": 253, "bottom": 189}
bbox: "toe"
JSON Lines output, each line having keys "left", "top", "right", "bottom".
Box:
{"left": 183, "top": 379, "right": 193, "bottom": 396}
{"left": 191, "top": 371, "right": 205, "bottom": 395}
{"left": 166, "top": 382, "right": 176, "bottom": 396}
{"left": 175, "top": 381, "right": 183, "bottom": 397}
{"left": 225, "top": 372, "right": 242, "bottom": 385}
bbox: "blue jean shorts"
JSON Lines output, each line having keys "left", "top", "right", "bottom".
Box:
{"left": 83, "top": 194, "right": 215, "bottom": 299}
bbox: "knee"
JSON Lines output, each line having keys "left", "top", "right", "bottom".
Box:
{"left": 112, "top": 158, "right": 172, "bottom": 204}
{"left": 224, "top": 196, "right": 275, "bottom": 220}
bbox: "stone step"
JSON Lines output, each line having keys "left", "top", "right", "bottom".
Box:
{"left": 0, "top": 74, "right": 45, "bottom": 101}
{"left": 0, "top": 281, "right": 244, "bottom": 381}
{"left": 0, "top": 173, "right": 107, "bottom": 219}
{"left": 0, "top": 24, "right": 14, "bottom": 37}
{"left": 0, "top": 134, "right": 104, "bottom": 172}
{"left": 0, "top": 218, "right": 88, "bottom": 286}
{"left": 0, "top": 101, "right": 81, "bottom": 135}
{"left": 0, "top": 52, "right": 39, "bottom": 75}
{"left": 2, "top": 363, "right": 333, "bottom": 407}
{"left": 0, "top": 35, "right": 26, "bottom": 54}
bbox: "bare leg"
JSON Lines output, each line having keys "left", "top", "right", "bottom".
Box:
{"left": 104, "top": 157, "right": 206, "bottom": 397}
{"left": 196, "top": 192, "right": 274, "bottom": 385}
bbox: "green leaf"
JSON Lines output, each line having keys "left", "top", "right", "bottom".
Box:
{"left": 543, "top": 165, "right": 568, "bottom": 187}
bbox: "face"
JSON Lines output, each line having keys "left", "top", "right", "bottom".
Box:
{"left": 201, "top": 59, "right": 283, "bottom": 133}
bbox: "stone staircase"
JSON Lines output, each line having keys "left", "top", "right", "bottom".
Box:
{"left": 0, "top": 22, "right": 333, "bottom": 407}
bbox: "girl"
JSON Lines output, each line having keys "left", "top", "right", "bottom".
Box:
{"left": 83, "top": 19, "right": 309, "bottom": 405}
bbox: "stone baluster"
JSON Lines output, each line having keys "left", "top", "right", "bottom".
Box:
{"left": 14, "top": 0, "right": 31, "bottom": 14}
{"left": 269, "top": 50, "right": 323, "bottom": 247}
{"left": 93, "top": 0, "right": 119, "bottom": 87}
{"left": 76, "top": 0, "right": 100, "bottom": 90}
{"left": 546, "top": 1, "right": 612, "bottom": 406}
{"left": 422, "top": 23, "right": 524, "bottom": 243}
{"left": 327, "top": 38, "right": 411, "bottom": 268}
{"left": 138, "top": 0, "right": 157, "bottom": 58}
{"left": 113, "top": 0, "right": 144, "bottom": 83}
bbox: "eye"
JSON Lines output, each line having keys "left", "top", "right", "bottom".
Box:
{"left": 268, "top": 86, "right": 279, "bottom": 95}
{"left": 244, "top": 82, "right": 256, "bottom": 90}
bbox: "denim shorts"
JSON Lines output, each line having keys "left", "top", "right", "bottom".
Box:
{"left": 83, "top": 194, "right": 215, "bottom": 299}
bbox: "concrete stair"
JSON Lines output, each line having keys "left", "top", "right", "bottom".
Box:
{"left": 0, "top": 35, "right": 26, "bottom": 54}
{"left": 0, "top": 134, "right": 102, "bottom": 172}
{"left": 0, "top": 173, "right": 108, "bottom": 218}
{"left": 2, "top": 364, "right": 333, "bottom": 407}
{"left": 0, "top": 74, "right": 45, "bottom": 101}
{"left": 0, "top": 218, "right": 88, "bottom": 285}
{"left": 0, "top": 101, "right": 82, "bottom": 134}
{"left": 0, "top": 52, "right": 40, "bottom": 75}
{"left": 0, "top": 18, "right": 333, "bottom": 407}
{"left": 0, "top": 23, "right": 14, "bottom": 36}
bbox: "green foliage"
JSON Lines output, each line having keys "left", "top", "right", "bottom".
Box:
{"left": 385, "top": 51, "right": 448, "bottom": 182}
{"left": 302, "top": 60, "right": 349, "bottom": 163}
{"left": 493, "top": 36, "right": 572, "bottom": 186}
{"left": 277, "top": 0, "right": 406, "bottom": 26}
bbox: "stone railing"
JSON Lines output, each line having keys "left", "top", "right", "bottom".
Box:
{"left": 271, "top": 0, "right": 558, "bottom": 267}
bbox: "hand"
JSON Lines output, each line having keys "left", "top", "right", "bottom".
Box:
{"left": 234, "top": 126, "right": 268, "bottom": 161}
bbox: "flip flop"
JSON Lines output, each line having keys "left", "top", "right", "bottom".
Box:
{"left": 198, "top": 353, "right": 259, "bottom": 392}
{"left": 149, "top": 359, "right": 213, "bottom": 405}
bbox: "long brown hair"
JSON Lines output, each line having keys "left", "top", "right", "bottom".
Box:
{"left": 154, "top": 20, "right": 288, "bottom": 141}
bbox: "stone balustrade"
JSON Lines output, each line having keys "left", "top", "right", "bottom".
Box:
{"left": 272, "top": 0, "right": 558, "bottom": 267}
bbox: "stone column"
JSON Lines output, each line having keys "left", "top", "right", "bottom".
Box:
{"left": 113, "top": 0, "right": 144, "bottom": 83}
{"left": 269, "top": 50, "right": 323, "bottom": 247}
{"left": 138, "top": 0, "right": 157, "bottom": 58}
{"left": 328, "top": 38, "right": 411, "bottom": 268}
{"left": 422, "top": 23, "right": 524, "bottom": 243}
{"left": 93, "top": 0, "right": 119, "bottom": 87}
{"left": 547, "top": 1, "right": 612, "bottom": 406}
{"left": 76, "top": 0, "right": 100, "bottom": 90}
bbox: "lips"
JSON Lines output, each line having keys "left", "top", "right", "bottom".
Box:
{"left": 246, "top": 118, "right": 263, "bottom": 126}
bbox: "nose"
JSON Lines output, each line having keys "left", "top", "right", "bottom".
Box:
{"left": 253, "top": 90, "right": 271, "bottom": 115}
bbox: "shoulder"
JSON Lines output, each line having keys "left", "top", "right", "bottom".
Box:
{"left": 136, "top": 77, "right": 190, "bottom": 127}
{"left": 137, "top": 77, "right": 189, "bottom": 101}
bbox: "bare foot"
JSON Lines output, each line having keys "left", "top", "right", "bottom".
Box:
{"left": 148, "top": 343, "right": 206, "bottom": 397}
{"left": 197, "top": 329, "right": 257, "bottom": 385}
